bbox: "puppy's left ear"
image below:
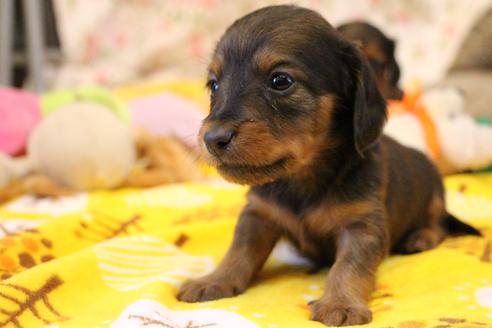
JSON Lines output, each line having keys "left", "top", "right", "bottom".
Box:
{"left": 345, "top": 44, "right": 387, "bottom": 156}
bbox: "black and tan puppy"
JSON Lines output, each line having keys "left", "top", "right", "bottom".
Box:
{"left": 337, "top": 22, "right": 403, "bottom": 100}
{"left": 177, "top": 6, "right": 479, "bottom": 326}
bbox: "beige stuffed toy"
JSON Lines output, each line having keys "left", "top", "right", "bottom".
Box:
{"left": 29, "top": 102, "right": 136, "bottom": 190}
{"left": 384, "top": 85, "right": 492, "bottom": 175}
{"left": 0, "top": 101, "right": 203, "bottom": 203}
{"left": 0, "top": 102, "right": 136, "bottom": 202}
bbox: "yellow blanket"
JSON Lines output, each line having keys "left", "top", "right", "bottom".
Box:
{"left": 0, "top": 174, "right": 491, "bottom": 328}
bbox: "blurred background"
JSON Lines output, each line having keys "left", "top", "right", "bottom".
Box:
{"left": 1, "top": 0, "right": 492, "bottom": 200}
{"left": 1, "top": 0, "right": 490, "bottom": 90}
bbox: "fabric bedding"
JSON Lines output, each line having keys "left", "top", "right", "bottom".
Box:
{"left": 0, "top": 174, "right": 491, "bottom": 327}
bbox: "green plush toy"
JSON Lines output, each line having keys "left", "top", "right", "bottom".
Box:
{"left": 41, "top": 86, "right": 131, "bottom": 123}
{"left": 476, "top": 116, "right": 492, "bottom": 172}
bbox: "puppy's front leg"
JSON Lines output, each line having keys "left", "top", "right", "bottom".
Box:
{"left": 310, "top": 221, "right": 386, "bottom": 326}
{"left": 177, "top": 208, "right": 281, "bottom": 302}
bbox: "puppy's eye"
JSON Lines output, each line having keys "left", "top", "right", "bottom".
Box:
{"left": 270, "top": 73, "right": 295, "bottom": 91}
{"left": 207, "top": 79, "right": 219, "bottom": 94}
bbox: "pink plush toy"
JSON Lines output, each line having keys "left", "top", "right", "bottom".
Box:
{"left": 0, "top": 88, "right": 41, "bottom": 155}
{"left": 128, "top": 92, "right": 205, "bottom": 148}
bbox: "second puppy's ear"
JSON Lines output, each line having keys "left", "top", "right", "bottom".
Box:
{"left": 344, "top": 43, "right": 387, "bottom": 156}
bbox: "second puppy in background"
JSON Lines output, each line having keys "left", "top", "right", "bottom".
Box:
{"left": 337, "top": 22, "right": 403, "bottom": 100}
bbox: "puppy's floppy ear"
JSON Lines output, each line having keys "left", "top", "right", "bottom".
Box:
{"left": 344, "top": 44, "right": 387, "bottom": 156}
{"left": 387, "top": 38, "right": 396, "bottom": 55}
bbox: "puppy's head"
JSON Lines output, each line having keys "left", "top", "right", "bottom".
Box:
{"left": 200, "top": 5, "right": 386, "bottom": 185}
{"left": 337, "top": 21, "right": 403, "bottom": 100}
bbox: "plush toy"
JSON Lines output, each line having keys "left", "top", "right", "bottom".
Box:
{"left": 29, "top": 102, "right": 136, "bottom": 190}
{"left": 128, "top": 92, "right": 205, "bottom": 148}
{"left": 0, "top": 87, "right": 204, "bottom": 203}
{"left": 126, "top": 130, "right": 203, "bottom": 187}
{"left": 384, "top": 83, "right": 492, "bottom": 174}
{"left": 41, "top": 85, "right": 131, "bottom": 122}
{"left": 0, "top": 100, "right": 136, "bottom": 203}
{"left": 0, "top": 88, "right": 41, "bottom": 156}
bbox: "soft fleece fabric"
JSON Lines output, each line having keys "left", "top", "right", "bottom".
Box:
{"left": 0, "top": 174, "right": 491, "bottom": 327}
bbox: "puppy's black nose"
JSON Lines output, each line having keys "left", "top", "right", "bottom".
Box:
{"left": 204, "top": 127, "right": 235, "bottom": 155}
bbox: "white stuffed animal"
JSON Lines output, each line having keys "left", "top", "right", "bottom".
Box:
{"left": 28, "top": 102, "right": 136, "bottom": 190}
{"left": 384, "top": 86, "right": 492, "bottom": 174}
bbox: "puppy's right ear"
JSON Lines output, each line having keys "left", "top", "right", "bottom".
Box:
{"left": 343, "top": 43, "right": 387, "bottom": 156}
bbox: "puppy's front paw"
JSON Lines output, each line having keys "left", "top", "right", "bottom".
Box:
{"left": 177, "top": 276, "right": 246, "bottom": 303}
{"left": 309, "top": 300, "right": 372, "bottom": 326}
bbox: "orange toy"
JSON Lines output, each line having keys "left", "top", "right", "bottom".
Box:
{"left": 387, "top": 81, "right": 440, "bottom": 162}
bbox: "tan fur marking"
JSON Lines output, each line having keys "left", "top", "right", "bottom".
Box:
{"left": 306, "top": 200, "right": 377, "bottom": 235}
{"left": 280, "top": 95, "right": 336, "bottom": 173}
{"left": 177, "top": 207, "right": 281, "bottom": 302}
{"left": 254, "top": 49, "right": 281, "bottom": 72}
{"left": 253, "top": 49, "right": 308, "bottom": 81}
{"left": 247, "top": 193, "right": 322, "bottom": 257}
{"left": 234, "top": 121, "right": 289, "bottom": 164}
{"left": 310, "top": 226, "right": 383, "bottom": 325}
{"left": 315, "top": 95, "right": 335, "bottom": 134}
{"left": 247, "top": 193, "right": 300, "bottom": 235}
{"left": 126, "top": 134, "right": 202, "bottom": 187}
{"left": 199, "top": 93, "right": 335, "bottom": 185}
{"left": 364, "top": 42, "right": 385, "bottom": 62}
{"left": 428, "top": 193, "right": 445, "bottom": 224}
{"left": 208, "top": 56, "right": 223, "bottom": 76}
{"left": 323, "top": 256, "right": 375, "bottom": 304}
{"left": 402, "top": 193, "right": 447, "bottom": 253}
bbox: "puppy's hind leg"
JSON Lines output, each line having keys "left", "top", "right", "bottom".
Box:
{"left": 400, "top": 194, "right": 446, "bottom": 254}
{"left": 401, "top": 226, "right": 445, "bottom": 254}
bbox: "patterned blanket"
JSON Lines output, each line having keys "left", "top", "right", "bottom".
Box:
{"left": 0, "top": 174, "right": 491, "bottom": 327}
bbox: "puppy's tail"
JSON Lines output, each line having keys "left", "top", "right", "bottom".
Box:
{"left": 445, "top": 213, "right": 482, "bottom": 236}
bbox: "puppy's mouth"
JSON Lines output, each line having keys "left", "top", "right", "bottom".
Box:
{"left": 219, "top": 157, "right": 287, "bottom": 173}
{"left": 216, "top": 157, "right": 289, "bottom": 185}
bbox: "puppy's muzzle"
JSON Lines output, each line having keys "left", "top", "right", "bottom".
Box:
{"left": 204, "top": 126, "right": 235, "bottom": 156}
